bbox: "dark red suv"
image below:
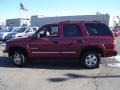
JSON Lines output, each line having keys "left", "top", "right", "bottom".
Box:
{"left": 3, "top": 21, "right": 117, "bottom": 69}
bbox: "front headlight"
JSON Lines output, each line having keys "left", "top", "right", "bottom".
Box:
{"left": 2, "top": 33, "right": 8, "bottom": 39}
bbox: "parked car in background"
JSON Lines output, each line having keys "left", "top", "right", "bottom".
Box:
{"left": 5, "top": 27, "right": 38, "bottom": 41}
{"left": 112, "top": 26, "right": 120, "bottom": 37}
{"left": 112, "top": 29, "right": 120, "bottom": 37}
{"left": 0, "top": 26, "right": 2, "bottom": 31}
{"left": 0, "top": 27, "right": 14, "bottom": 41}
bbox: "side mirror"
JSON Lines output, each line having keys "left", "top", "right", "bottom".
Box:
{"left": 38, "top": 31, "right": 47, "bottom": 37}
{"left": 31, "top": 33, "right": 37, "bottom": 39}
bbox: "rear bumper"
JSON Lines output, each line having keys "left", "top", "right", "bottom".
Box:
{"left": 103, "top": 50, "right": 117, "bottom": 57}
{"left": 113, "top": 51, "right": 117, "bottom": 56}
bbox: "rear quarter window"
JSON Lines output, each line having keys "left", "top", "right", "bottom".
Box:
{"left": 85, "top": 23, "right": 113, "bottom": 36}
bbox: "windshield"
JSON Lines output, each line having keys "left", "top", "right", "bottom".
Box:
{"left": 12, "top": 27, "right": 26, "bottom": 33}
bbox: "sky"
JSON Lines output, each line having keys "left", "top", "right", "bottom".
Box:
{"left": 0, "top": 0, "right": 120, "bottom": 26}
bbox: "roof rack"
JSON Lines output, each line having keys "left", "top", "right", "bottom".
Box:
{"left": 59, "top": 21, "right": 71, "bottom": 23}
{"left": 59, "top": 20, "right": 102, "bottom": 23}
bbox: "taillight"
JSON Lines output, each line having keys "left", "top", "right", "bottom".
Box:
{"left": 105, "top": 39, "right": 116, "bottom": 49}
{"left": 114, "top": 39, "right": 116, "bottom": 45}
{"left": 113, "top": 39, "right": 116, "bottom": 49}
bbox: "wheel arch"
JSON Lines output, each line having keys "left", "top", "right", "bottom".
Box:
{"left": 8, "top": 46, "right": 29, "bottom": 58}
{"left": 80, "top": 46, "right": 103, "bottom": 58}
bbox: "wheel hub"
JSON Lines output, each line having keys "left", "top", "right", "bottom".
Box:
{"left": 85, "top": 54, "right": 97, "bottom": 67}
{"left": 13, "top": 53, "right": 22, "bottom": 65}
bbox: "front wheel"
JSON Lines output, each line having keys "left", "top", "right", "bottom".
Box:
{"left": 81, "top": 52, "right": 100, "bottom": 69}
{"left": 12, "top": 50, "right": 27, "bottom": 66}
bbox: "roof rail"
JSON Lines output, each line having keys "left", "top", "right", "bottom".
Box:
{"left": 59, "top": 21, "right": 102, "bottom": 23}
{"left": 59, "top": 21, "right": 71, "bottom": 23}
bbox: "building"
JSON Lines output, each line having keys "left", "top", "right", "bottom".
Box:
{"left": 0, "top": 21, "right": 5, "bottom": 29}
{"left": 30, "top": 14, "right": 110, "bottom": 27}
{"left": 6, "top": 18, "right": 30, "bottom": 27}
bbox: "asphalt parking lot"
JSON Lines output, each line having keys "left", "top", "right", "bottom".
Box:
{"left": 0, "top": 38, "right": 120, "bottom": 90}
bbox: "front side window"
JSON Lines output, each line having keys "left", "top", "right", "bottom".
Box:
{"left": 37, "top": 25, "right": 59, "bottom": 38}
{"left": 63, "top": 24, "right": 82, "bottom": 37}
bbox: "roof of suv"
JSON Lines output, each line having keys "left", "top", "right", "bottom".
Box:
{"left": 46, "top": 21, "right": 104, "bottom": 25}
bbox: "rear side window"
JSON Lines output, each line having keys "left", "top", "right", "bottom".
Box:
{"left": 63, "top": 24, "right": 82, "bottom": 37}
{"left": 85, "top": 23, "right": 113, "bottom": 36}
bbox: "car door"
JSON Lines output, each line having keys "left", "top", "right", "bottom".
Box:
{"left": 59, "top": 23, "right": 84, "bottom": 58}
{"left": 29, "top": 24, "right": 62, "bottom": 58}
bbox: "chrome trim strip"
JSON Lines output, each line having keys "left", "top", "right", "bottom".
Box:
{"left": 61, "top": 52, "right": 76, "bottom": 54}
{"left": 32, "top": 52, "right": 60, "bottom": 54}
{"left": 31, "top": 48, "right": 39, "bottom": 50}
{"left": 32, "top": 52, "right": 76, "bottom": 54}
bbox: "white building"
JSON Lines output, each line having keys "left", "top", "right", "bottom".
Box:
{"left": 6, "top": 18, "right": 30, "bottom": 27}
{"left": 30, "top": 14, "right": 110, "bottom": 27}
{"left": 0, "top": 21, "right": 5, "bottom": 29}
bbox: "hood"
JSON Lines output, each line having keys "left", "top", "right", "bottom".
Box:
{"left": 6, "top": 36, "right": 30, "bottom": 44}
{"left": 7, "top": 32, "right": 17, "bottom": 36}
{"left": 15, "top": 33, "right": 25, "bottom": 37}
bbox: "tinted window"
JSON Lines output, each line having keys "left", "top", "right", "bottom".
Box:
{"left": 37, "top": 25, "right": 59, "bottom": 38}
{"left": 63, "top": 24, "right": 82, "bottom": 37}
{"left": 85, "top": 23, "right": 113, "bottom": 36}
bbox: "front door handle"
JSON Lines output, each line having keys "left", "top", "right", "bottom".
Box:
{"left": 53, "top": 41, "right": 58, "bottom": 44}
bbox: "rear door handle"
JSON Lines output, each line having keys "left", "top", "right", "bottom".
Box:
{"left": 77, "top": 40, "right": 84, "bottom": 43}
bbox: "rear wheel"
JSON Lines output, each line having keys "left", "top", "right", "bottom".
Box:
{"left": 12, "top": 50, "right": 28, "bottom": 66}
{"left": 81, "top": 51, "right": 100, "bottom": 69}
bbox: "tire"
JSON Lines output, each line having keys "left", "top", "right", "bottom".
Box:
{"left": 81, "top": 51, "right": 100, "bottom": 69}
{"left": 12, "top": 50, "right": 28, "bottom": 67}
